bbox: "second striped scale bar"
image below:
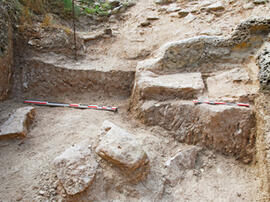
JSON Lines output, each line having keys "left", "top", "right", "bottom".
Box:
{"left": 192, "top": 100, "right": 250, "bottom": 108}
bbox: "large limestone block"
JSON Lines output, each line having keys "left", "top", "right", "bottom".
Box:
{"left": 54, "top": 141, "right": 98, "bottom": 195}
{"left": 207, "top": 68, "right": 258, "bottom": 102}
{"left": 0, "top": 107, "right": 35, "bottom": 139}
{"left": 137, "top": 101, "right": 255, "bottom": 163}
{"left": 133, "top": 71, "right": 204, "bottom": 102}
{"left": 96, "top": 121, "right": 149, "bottom": 183}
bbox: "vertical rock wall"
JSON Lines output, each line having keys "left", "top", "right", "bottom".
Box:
{"left": 0, "top": 8, "right": 13, "bottom": 101}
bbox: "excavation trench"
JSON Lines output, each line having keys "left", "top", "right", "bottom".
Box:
{"left": 1, "top": 4, "right": 270, "bottom": 201}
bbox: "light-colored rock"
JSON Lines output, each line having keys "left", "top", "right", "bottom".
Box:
{"left": 108, "top": 0, "right": 120, "bottom": 8}
{"left": 207, "top": 68, "right": 258, "bottom": 102}
{"left": 184, "top": 13, "right": 196, "bottom": 23}
{"left": 166, "top": 3, "right": 181, "bottom": 13}
{"left": 136, "top": 100, "right": 255, "bottom": 163}
{"left": 0, "top": 107, "right": 35, "bottom": 139}
{"left": 54, "top": 141, "right": 98, "bottom": 195}
{"left": 165, "top": 146, "right": 201, "bottom": 169}
{"left": 169, "top": 12, "right": 180, "bottom": 18}
{"left": 78, "top": 31, "right": 104, "bottom": 42}
{"left": 165, "top": 146, "right": 201, "bottom": 185}
{"left": 243, "top": 2, "right": 255, "bottom": 9}
{"left": 96, "top": 121, "right": 149, "bottom": 183}
{"left": 133, "top": 71, "right": 205, "bottom": 101}
{"left": 205, "top": 2, "right": 225, "bottom": 12}
{"left": 199, "top": 29, "right": 222, "bottom": 36}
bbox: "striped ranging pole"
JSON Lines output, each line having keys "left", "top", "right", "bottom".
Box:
{"left": 193, "top": 100, "right": 250, "bottom": 108}
{"left": 24, "top": 100, "right": 118, "bottom": 112}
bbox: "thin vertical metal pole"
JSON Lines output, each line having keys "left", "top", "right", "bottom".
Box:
{"left": 72, "top": 0, "right": 77, "bottom": 60}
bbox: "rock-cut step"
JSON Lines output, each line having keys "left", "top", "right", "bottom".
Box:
{"left": 132, "top": 71, "right": 205, "bottom": 103}
{"left": 20, "top": 53, "right": 135, "bottom": 98}
{"left": 135, "top": 100, "right": 255, "bottom": 163}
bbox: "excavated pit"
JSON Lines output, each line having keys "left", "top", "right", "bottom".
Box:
{"left": 2, "top": 1, "right": 270, "bottom": 201}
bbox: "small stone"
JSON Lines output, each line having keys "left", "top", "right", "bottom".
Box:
{"left": 184, "top": 13, "right": 196, "bottom": 23}
{"left": 169, "top": 12, "right": 179, "bottom": 18}
{"left": 199, "top": 29, "right": 222, "bottom": 36}
{"left": 103, "top": 28, "right": 112, "bottom": 36}
{"left": 243, "top": 2, "right": 255, "bottom": 9}
{"left": 205, "top": 2, "right": 225, "bottom": 12}
{"left": 253, "top": 0, "right": 268, "bottom": 5}
{"left": 166, "top": 3, "right": 181, "bottom": 13}
{"left": 146, "top": 16, "right": 159, "bottom": 21}
{"left": 39, "top": 190, "right": 45, "bottom": 196}
{"left": 155, "top": 0, "right": 172, "bottom": 5}
{"left": 108, "top": 0, "right": 120, "bottom": 8}
{"left": 178, "top": 9, "right": 189, "bottom": 18}
{"left": 126, "top": 1, "right": 136, "bottom": 7}
{"left": 140, "top": 21, "right": 151, "bottom": 27}
{"left": 16, "top": 196, "right": 23, "bottom": 201}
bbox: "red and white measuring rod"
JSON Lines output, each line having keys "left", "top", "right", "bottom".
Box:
{"left": 24, "top": 100, "right": 118, "bottom": 112}
{"left": 193, "top": 100, "right": 250, "bottom": 108}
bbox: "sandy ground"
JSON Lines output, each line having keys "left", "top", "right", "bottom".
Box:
{"left": 1, "top": 0, "right": 270, "bottom": 201}
{"left": 0, "top": 98, "right": 264, "bottom": 201}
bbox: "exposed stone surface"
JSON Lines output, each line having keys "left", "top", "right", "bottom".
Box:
{"left": 253, "top": 0, "right": 268, "bottom": 5}
{"left": 0, "top": 107, "right": 35, "bottom": 139}
{"left": 20, "top": 54, "right": 135, "bottom": 98}
{"left": 257, "top": 42, "right": 270, "bottom": 92}
{"left": 132, "top": 71, "right": 205, "bottom": 102}
{"left": 165, "top": 3, "right": 181, "bottom": 13}
{"left": 205, "top": 2, "right": 225, "bottom": 12}
{"left": 54, "top": 141, "right": 98, "bottom": 195}
{"left": 96, "top": 121, "right": 149, "bottom": 183}
{"left": 207, "top": 68, "right": 258, "bottom": 102}
{"left": 178, "top": 9, "right": 190, "bottom": 18}
{"left": 165, "top": 146, "right": 201, "bottom": 170}
{"left": 165, "top": 146, "right": 201, "bottom": 185}
{"left": 155, "top": 0, "right": 176, "bottom": 5}
{"left": 136, "top": 18, "right": 270, "bottom": 74}
{"left": 136, "top": 101, "right": 255, "bottom": 163}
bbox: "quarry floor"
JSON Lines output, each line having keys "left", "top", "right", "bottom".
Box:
{"left": 1, "top": 0, "right": 270, "bottom": 201}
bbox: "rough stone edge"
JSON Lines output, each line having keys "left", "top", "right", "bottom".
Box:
{"left": 255, "top": 94, "right": 270, "bottom": 198}
{"left": 136, "top": 17, "right": 270, "bottom": 73}
{"left": 0, "top": 107, "right": 36, "bottom": 140}
{"left": 95, "top": 121, "right": 150, "bottom": 184}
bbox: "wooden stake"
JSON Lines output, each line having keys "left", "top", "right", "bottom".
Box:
{"left": 72, "top": 0, "right": 77, "bottom": 60}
